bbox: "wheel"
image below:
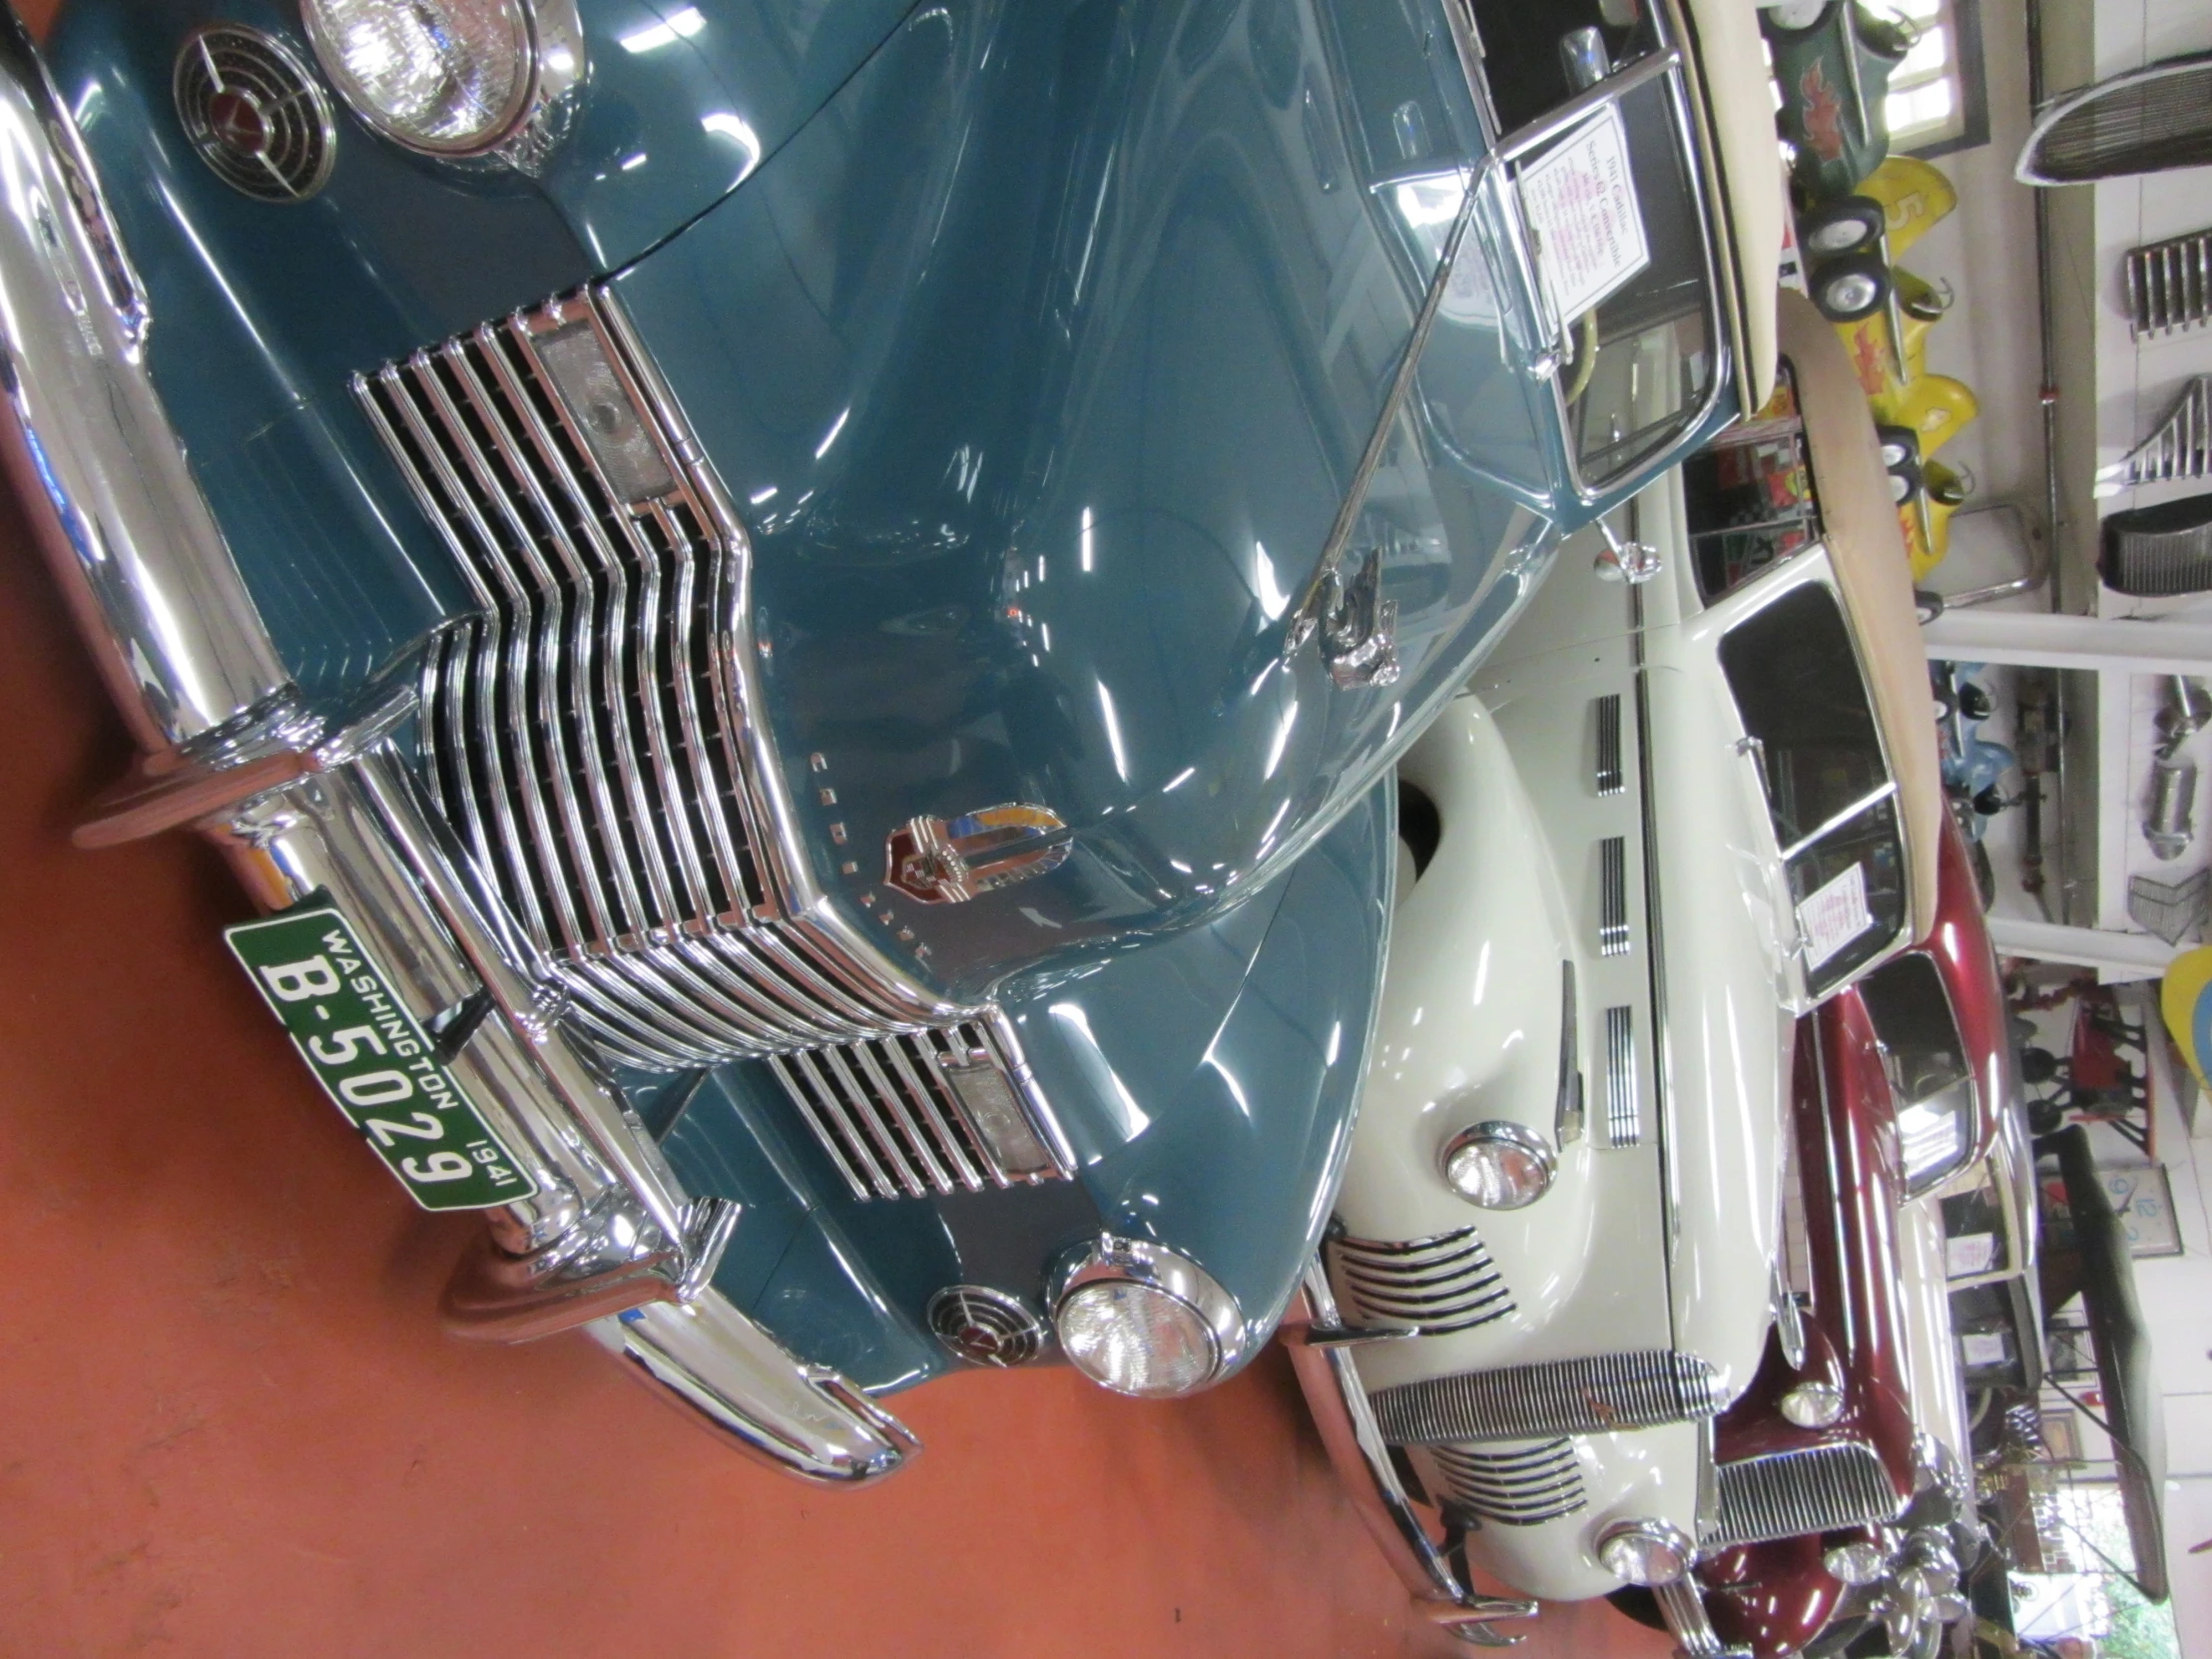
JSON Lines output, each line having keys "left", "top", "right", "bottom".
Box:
{"left": 1802, "top": 195, "right": 1887, "bottom": 259}
{"left": 1958, "top": 680, "right": 1994, "bottom": 722}
{"left": 1811, "top": 252, "right": 1890, "bottom": 321}
{"left": 1915, "top": 589, "right": 1945, "bottom": 625}
{"left": 1877, "top": 423, "right": 1921, "bottom": 471}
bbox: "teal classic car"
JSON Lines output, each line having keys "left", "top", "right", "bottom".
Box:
{"left": 0, "top": 0, "right": 1775, "bottom": 1481}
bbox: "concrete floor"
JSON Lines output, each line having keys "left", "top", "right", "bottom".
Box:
{"left": 0, "top": 207, "right": 1668, "bottom": 1659}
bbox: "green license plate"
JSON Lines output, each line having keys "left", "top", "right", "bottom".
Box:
{"left": 226, "top": 900, "right": 532, "bottom": 1212}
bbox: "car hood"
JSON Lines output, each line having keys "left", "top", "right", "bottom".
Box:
{"left": 535, "top": 0, "right": 926, "bottom": 269}
{"left": 613, "top": 0, "right": 1558, "bottom": 1003}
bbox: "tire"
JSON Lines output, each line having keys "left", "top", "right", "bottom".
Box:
{"left": 1812, "top": 252, "right": 1890, "bottom": 321}
{"left": 1958, "top": 680, "right": 1994, "bottom": 722}
{"left": 1877, "top": 423, "right": 1921, "bottom": 471}
{"left": 1802, "top": 195, "right": 1887, "bottom": 259}
{"left": 1916, "top": 589, "right": 1945, "bottom": 625}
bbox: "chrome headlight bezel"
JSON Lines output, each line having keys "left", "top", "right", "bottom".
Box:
{"left": 1778, "top": 1378, "right": 1848, "bottom": 1429}
{"left": 1047, "top": 1236, "right": 1249, "bottom": 1398}
{"left": 299, "top": 0, "right": 583, "bottom": 160}
{"left": 1440, "top": 1120, "right": 1557, "bottom": 1209}
{"left": 1596, "top": 1517, "right": 1697, "bottom": 1586}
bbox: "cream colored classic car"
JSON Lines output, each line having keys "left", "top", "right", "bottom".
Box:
{"left": 1290, "top": 289, "right": 1945, "bottom": 1641}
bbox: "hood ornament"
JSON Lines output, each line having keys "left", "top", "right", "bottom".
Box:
{"left": 1287, "top": 544, "right": 1400, "bottom": 689}
{"left": 886, "top": 804, "right": 1071, "bottom": 904}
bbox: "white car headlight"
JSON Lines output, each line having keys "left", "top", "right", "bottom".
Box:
{"left": 1896, "top": 1085, "right": 1971, "bottom": 1198}
{"left": 1440, "top": 1121, "right": 1555, "bottom": 1209}
{"left": 1049, "top": 1237, "right": 1247, "bottom": 1398}
{"left": 302, "top": 0, "right": 535, "bottom": 154}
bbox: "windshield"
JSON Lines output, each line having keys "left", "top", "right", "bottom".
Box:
{"left": 1719, "top": 582, "right": 1907, "bottom": 997}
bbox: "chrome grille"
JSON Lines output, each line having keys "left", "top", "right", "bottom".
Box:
{"left": 769, "top": 1020, "right": 1069, "bottom": 1201}
{"left": 1329, "top": 1224, "right": 1514, "bottom": 1335}
{"left": 1430, "top": 1438, "right": 1587, "bottom": 1526}
{"left": 1598, "top": 837, "right": 1630, "bottom": 956}
{"left": 1595, "top": 694, "right": 1624, "bottom": 796}
{"left": 357, "top": 290, "right": 939, "bottom": 1070}
{"left": 1373, "top": 1351, "right": 1720, "bottom": 1444}
{"left": 1604, "top": 1004, "right": 1641, "bottom": 1146}
{"left": 1707, "top": 1441, "right": 1902, "bottom": 1549}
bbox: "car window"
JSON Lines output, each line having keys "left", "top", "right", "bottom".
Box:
{"left": 1940, "top": 1167, "right": 2016, "bottom": 1281}
{"left": 1719, "top": 582, "right": 1908, "bottom": 997}
{"left": 1859, "top": 952, "right": 1977, "bottom": 1195}
{"left": 1683, "top": 359, "right": 1821, "bottom": 602}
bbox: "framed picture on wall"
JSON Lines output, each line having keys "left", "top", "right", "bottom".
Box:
{"left": 2099, "top": 1161, "right": 2183, "bottom": 1258}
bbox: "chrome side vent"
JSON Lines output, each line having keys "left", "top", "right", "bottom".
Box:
{"left": 1603, "top": 1005, "right": 1641, "bottom": 1147}
{"left": 174, "top": 27, "right": 335, "bottom": 204}
{"left": 1706, "top": 1442, "right": 1904, "bottom": 1548}
{"left": 1329, "top": 1224, "right": 1515, "bottom": 1335}
{"left": 1595, "top": 694, "right": 1625, "bottom": 796}
{"left": 767, "top": 1019, "right": 1071, "bottom": 1201}
{"left": 1374, "top": 1351, "right": 1722, "bottom": 1444}
{"left": 1430, "top": 1438, "right": 1588, "bottom": 1526}
{"left": 1598, "top": 837, "right": 1630, "bottom": 956}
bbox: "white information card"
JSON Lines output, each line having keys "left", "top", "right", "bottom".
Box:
{"left": 1516, "top": 103, "right": 1651, "bottom": 325}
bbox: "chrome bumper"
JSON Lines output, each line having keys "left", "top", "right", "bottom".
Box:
{"left": 0, "top": 5, "right": 912, "bottom": 1484}
{"left": 1283, "top": 1263, "right": 1539, "bottom": 1647}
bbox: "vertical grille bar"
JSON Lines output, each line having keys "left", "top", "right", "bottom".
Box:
{"left": 1604, "top": 1005, "right": 1640, "bottom": 1147}
{"left": 1598, "top": 836, "right": 1630, "bottom": 956}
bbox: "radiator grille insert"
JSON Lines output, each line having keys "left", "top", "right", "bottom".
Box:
{"left": 1707, "top": 1441, "right": 1903, "bottom": 1548}
{"left": 358, "top": 290, "right": 941, "bottom": 1071}
{"left": 1373, "top": 1350, "right": 1720, "bottom": 1444}
{"left": 1329, "top": 1225, "right": 1515, "bottom": 1335}
{"left": 1430, "top": 1438, "right": 1588, "bottom": 1526}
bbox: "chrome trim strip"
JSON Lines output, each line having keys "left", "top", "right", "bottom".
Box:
{"left": 1554, "top": 958, "right": 1584, "bottom": 1145}
{"left": 1603, "top": 1004, "right": 1640, "bottom": 1147}
{"left": 1598, "top": 835, "right": 1630, "bottom": 956}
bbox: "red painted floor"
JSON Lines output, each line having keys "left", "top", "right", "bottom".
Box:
{"left": 0, "top": 50, "right": 1672, "bottom": 1656}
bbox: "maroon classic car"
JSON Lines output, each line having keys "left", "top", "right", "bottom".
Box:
{"left": 1633, "top": 815, "right": 2005, "bottom": 1658}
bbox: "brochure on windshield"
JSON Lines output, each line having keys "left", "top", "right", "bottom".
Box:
{"left": 1517, "top": 102, "right": 1650, "bottom": 326}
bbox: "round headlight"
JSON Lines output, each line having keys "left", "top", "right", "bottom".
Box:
{"left": 1049, "top": 1237, "right": 1247, "bottom": 1399}
{"left": 1779, "top": 1380, "right": 1847, "bottom": 1428}
{"left": 1823, "top": 1540, "right": 1889, "bottom": 1586}
{"left": 1440, "top": 1121, "right": 1555, "bottom": 1209}
{"left": 301, "top": 0, "right": 535, "bottom": 154}
{"left": 1596, "top": 1519, "right": 1695, "bottom": 1586}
